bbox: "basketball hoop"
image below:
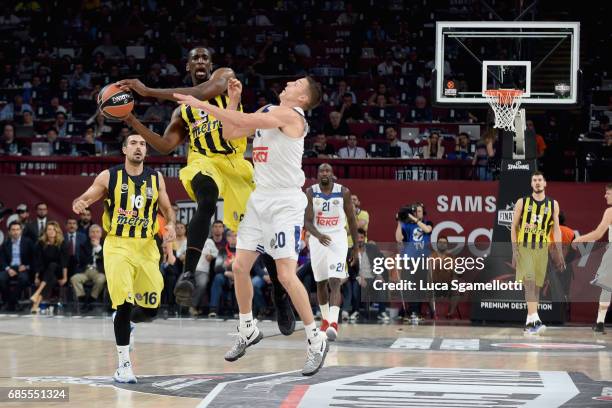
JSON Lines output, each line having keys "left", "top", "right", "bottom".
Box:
{"left": 484, "top": 89, "right": 524, "bottom": 132}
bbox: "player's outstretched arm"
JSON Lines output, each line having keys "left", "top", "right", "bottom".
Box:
{"left": 173, "top": 93, "right": 303, "bottom": 138}
{"left": 157, "top": 172, "right": 176, "bottom": 243}
{"left": 123, "top": 109, "right": 186, "bottom": 154}
{"left": 117, "top": 68, "right": 235, "bottom": 102}
{"left": 222, "top": 78, "right": 256, "bottom": 139}
{"left": 72, "top": 170, "right": 110, "bottom": 214}
{"left": 574, "top": 208, "right": 612, "bottom": 242}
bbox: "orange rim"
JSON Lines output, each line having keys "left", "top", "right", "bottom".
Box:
{"left": 484, "top": 89, "right": 524, "bottom": 105}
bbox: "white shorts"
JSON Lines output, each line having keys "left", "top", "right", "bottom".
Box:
{"left": 592, "top": 244, "right": 612, "bottom": 292}
{"left": 237, "top": 188, "right": 307, "bottom": 260}
{"left": 309, "top": 231, "right": 349, "bottom": 282}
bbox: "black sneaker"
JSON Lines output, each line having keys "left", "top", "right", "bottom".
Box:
{"left": 275, "top": 292, "right": 296, "bottom": 336}
{"left": 593, "top": 322, "right": 606, "bottom": 334}
{"left": 173, "top": 271, "right": 195, "bottom": 307}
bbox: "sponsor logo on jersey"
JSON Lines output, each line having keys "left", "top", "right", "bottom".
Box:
{"left": 146, "top": 187, "right": 153, "bottom": 199}
{"left": 316, "top": 215, "right": 340, "bottom": 227}
{"left": 121, "top": 183, "right": 129, "bottom": 192}
{"left": 253, "top": 146, "right": 269, "bottom": 163}
{"left": 118, "top": 207, "right": 138, "bottom": 217}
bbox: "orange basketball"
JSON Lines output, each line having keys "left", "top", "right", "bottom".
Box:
{"left": 98, "top": 84, "right": 134, "bottom": 119}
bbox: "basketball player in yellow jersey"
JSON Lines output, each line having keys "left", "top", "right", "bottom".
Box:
{"left": 72, "top": 134, "right": 176, "bottom": 384}
{"left": 510, "top": 171, "right": 564, "bottom": 335}
{"left": 118, "top": 49, "right": 296, "bottom": 336}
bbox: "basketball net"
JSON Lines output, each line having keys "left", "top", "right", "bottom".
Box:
{"left": 484, "top": 89, "right": 524, "bottom": 132}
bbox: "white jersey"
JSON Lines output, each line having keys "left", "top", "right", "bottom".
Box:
{"left": 252, "top": 105, "right": 307, "bottom": 190}
{"left": 311, "top": 183, "right": 346, "bottom": 234}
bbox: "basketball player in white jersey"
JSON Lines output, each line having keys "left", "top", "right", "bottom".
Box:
{"left": 574, "top": 183, "right": 612, "bottom": 333}
{"left": 174, "top": 76, "right": 328, "bottom": 376}
{"left": 304, "top": 164, "right": 359, "bottom": 341}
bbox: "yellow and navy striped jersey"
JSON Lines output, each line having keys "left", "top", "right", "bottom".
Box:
{"left": 517, "top": 196, "right": 555, "bottom": 248}
{"left": 102, "top": 165, "right": 160, "bottom": 239}
{"left": 181, "top": 94, "right": 246, "bottom": 163}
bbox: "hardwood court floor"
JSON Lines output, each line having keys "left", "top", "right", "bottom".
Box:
{"left": 1, "top": 314, "right": 611, "bottom": 407}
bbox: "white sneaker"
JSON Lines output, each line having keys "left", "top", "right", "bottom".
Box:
{"left": 113, "top": 361, "right": 137, "bottom": 384}
{"left": 225, "top": 322, "right": 263, "bottom": 362}
{"left": 349, "top": 311, "right": 359, "bottom": 321}
{"left": 341, "top": 310, "right": 349, "bottom": 322}
{"left": 302, "top": 334, "right": 329, "bottom": 376}
{"left": 378, "top": 312, "right": 390, "bottom": 322}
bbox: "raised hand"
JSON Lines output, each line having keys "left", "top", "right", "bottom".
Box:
{"left": 116, "top": 79, "right": 148, "bottom": 96}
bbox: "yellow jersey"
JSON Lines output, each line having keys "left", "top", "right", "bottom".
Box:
{"left": 517, "top": 196, "right": 554, "bottom": 248}
{"left": 102, "top": 165, "right": 160, "bottom": 238}
{"left": 180, "top": 94, "right": 246, "bottom": 163}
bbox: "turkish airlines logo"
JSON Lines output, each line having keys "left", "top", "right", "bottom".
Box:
{"left": 253, "top": 146, "right": 269, "bottom": 163}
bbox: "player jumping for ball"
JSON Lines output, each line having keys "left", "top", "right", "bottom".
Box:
{"left": 174, "top": 76, "right": 329, "bottom": 375}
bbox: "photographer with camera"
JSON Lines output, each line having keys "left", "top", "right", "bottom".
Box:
{"left": 395, "top": 203, "right": 433, "bottom": 322}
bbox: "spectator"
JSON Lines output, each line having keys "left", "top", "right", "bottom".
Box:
{"left": 323, "top": 111, "right": 351, "bottom": 137}
{"left": 235, "top": 36, "right": 257, "bottom": 59}
{"left": 70, "top": 224, "right": 105, "bottom": 312}
{"left": 158, "top": 54, "right": 178, "bottom": 77}
{"left": 337, "top": 3, "right": 358, "bottom": 25}
{"left": 54, "top": 112, "right": 69, "bottom": 138}
{"left": 0, "top": 123, "right": 21, "bottom": 155}
{"left": 0, "top": 8, "right": 21, "bottom": 25}
{"left": 92, "top": 33, "right": 124, "bottom": 59}
{"left": 0, "top": 221, "right": 34, "bottom": 311}
{"left": 143, "top": 98, "right": 172, "bottom": 122}
{"left": 210, "top": 220, "right": 227, "bottom": 251}
{"left": 247, "top": 9, "right": 272, "bottom": 26}
{"left": 382, "top": 127, "right": 410, "bottom": 158}
{"left": 428, "top": 236, "right": 461, "bottom": 318}
{"left": 192, "top": 233, "right": 219, "bottom": 317}
{"left": 21, "top": 109, "right": 34, "bottom": 127}
{"left": 5, "top": 203, "right": 29, "bottom": 229}
{"left": 69, "top": 63, "right": 91, "bottom": 90}
{"left": 312, "top": 133, "right": 337, "bottom": 158}
{"left": 46, "top": 96, "right": 68, "bottom": 116}
{"left": 344, "top": 228, "right": 389, "bottom": 321}
{"left": 473, "top": 131, "right": 495, "bottom": 180}
{"left": 446, "top": 132, "right": 473, "bottom": 160}
{"left": 338, "top": 134, "right": 367, "bottom": 158}
{"left": 395, "top": 203, "right": 433, "bottom": 320}
{"left": 526, "top": 120, "right": 547, "bottom": 160}
{"left": 251, "top": 257, "right": 272, "bottom": 319}
{"left": 46, "top": 129, "right": 69, "bottom": 155}
{"left": 64, "top": 218, "right": 87, "bottom": 278}
{"left": 160, "top": 241, "right": 179, "bottom": 312}
{"left": 87, "top": 113, "right": 112, "bottom": 139}
{"left": 337, "top": 93, "right": 363, "bottom": 123}
{"left": 423, "top": 131, "right": 444, "bottom": 159}
{"left": 603, "top": 130, "right": 612, "bottom": 159}
{"left": 410, "top": 96, "right": 433, "bottom": 122}
{"left": 377, "top": 51, "right": 401, "bottom": 76}
{"left": 24, "top": 202, "right": 48, "bottom": 242}
{"left": 293, "top": 38, "right": 312, "bottom": 59}
{"left": 208, "top": 230, "right": 238, "bottom": 317}
{"left": 173, "top": 222, "right": 187, "bottom": 267}
{"left": 77, "top": 207, "right": 93, "bottom": 235}
{"left": 368, "top": 83, "right": 390, "bottom": 106}
{"left": 593, "top": 115, "right": 610, "bottom": 137}
{"left": 347, "top": 194, "right": 369, "bottom": 247}
{"left": 31, "top": 221, "right": 69, "bottom": 314}
{"left": 366, "top": 19, "right": 386, "bottom": 43}
{"left": 329, "top": 80, "right": 356, "bottom": 106}
{"left": 0, "top": 94, "right": 32, "bottom": 121}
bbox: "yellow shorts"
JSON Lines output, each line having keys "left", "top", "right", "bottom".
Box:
{"left": 179, "top": 155, "right": 254, "bottom": 232}
{"left": 103, "top": 235, "right": 162, "bottom": 309}
{"left": 516, "top": 245, "right": 549, "bottom": 287}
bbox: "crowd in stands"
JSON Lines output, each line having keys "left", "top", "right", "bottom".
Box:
{"left": 0, "top": 1, "right": 609, "bottom": 180}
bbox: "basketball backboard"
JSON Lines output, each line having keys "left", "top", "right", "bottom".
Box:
{"left": 434, "top": 22, "right": 580, "bottom": 106}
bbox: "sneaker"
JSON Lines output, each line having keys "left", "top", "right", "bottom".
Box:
{"left": 224, "top": 324, "right": 264, "bottom": 362}
{"left": 275, "top": 292, "right": 296, "bottom": 336}
{"left": 326, "top": 322, "right": 338, "bottom": 341}
{"left": 320, "top": 319, "right": 330, "bottom": 332}
{"left": 189, "top": 307, "right": 201, "bottom": 317}
{"left": 378, "top": 312, "right": 390, "bottom": 322}
{"left": 112, "top": 312, "right": 136, "bottom": 352}
{"left": 314, "top": 310, "right": 322, "bottom": 321}
{"left": 302, "top": 334, "right": 329, "bottom": 376}
{"left": 349, "top": 311, "right": 359, "bottom": 321}
{"left": 113, "top": 361, "right": 137, "bottom": 384}
{"left": 341, "top": 310, "right": 349, "bottom": 322}
{"left": 524, "top": 321, "right": 547, "bottom": 335}
{"left": 208, "top": 311, "right": 217, "bottom": 319}
{"left": 593, "top": 322, "right": 606, "bottom": 334}
{"left": 173, "top": 271, "right": 195, "bottom": 307}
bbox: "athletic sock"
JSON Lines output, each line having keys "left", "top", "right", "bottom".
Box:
{"left": 117, "top": 345, "right": 130, "bottom": 366}
{"left": 320, "top": 303, "right": 329, "bottom": 321}
{"left": 330, "top": 306, "right": 340, "bottom": 324}
{"left": 528, "top": 313, "right": 540, "bottom": 323}
{"left": 305, "top": 322, "right": 321, "bottom": 342}
{"left": 239, "top": 312, "right": 254, "bottom": 328}
{"left": 597, "top": 309, "right": 607, "bottom": 324}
